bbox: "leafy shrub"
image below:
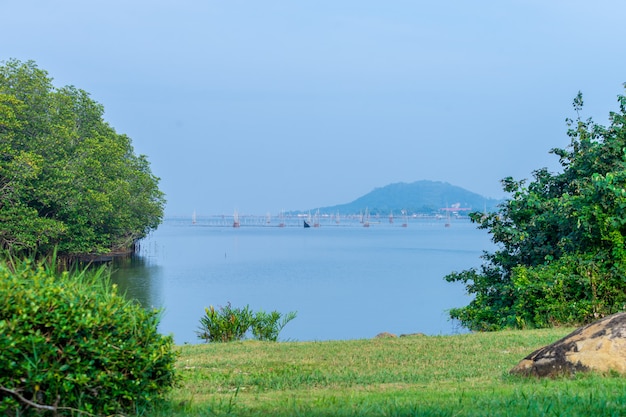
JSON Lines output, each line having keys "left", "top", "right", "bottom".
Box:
{"left": 0, "top": 259, "right": 177, "bottom": 416}
{"left": 197, "top": 303, "right": 254, "bottom": 343}
{"left": 251, "top": 310, "right": 298, "bottom": 342}
{"left": 197, "top": 303, "right": 297, "bottom": 343}
{"left": 509, "top": 252, "right": 625, "bottom": 329}
{"left": 446, "top": 90, "right": 626, "bottom": 331}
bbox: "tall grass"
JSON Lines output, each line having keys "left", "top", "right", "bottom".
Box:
{"left": 154, "top": 329, "right": 626, "bottom": 416}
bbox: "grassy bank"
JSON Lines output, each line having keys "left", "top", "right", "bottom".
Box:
{"left": 155, "top": 329, "right": 626, "bottom": 416}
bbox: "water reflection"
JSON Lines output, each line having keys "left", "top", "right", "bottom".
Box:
{"left": 111, "top": 255, "right": 163, "bottom": 312}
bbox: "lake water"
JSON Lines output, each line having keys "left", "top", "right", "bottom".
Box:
{"left": 111, "top": 217, "right": 493, "bottom": 344}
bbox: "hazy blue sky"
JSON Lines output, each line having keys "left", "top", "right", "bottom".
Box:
{"left": 3, "top": 1, "right": 626, "bottom": 216}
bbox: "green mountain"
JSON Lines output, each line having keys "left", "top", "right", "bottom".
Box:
{"left": 311, "top": 180, "right": 501, "bottom": 215}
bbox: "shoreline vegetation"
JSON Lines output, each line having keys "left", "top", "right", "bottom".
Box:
{"left": 0, "top": 59, "right": 164, "bottom": 261}
{"left": 159, "top": 329, "right": 626, "bottom": 417}
{"left": 70, "top": 242, "right": 140, "bottom": 263}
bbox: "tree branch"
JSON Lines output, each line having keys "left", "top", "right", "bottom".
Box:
{"left": 0, "top": 386, "right": 56, "bottom": 412}
{"left": 0, "top": 385, "right": 128, "bottom": 417}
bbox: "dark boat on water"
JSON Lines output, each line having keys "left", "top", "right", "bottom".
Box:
{"left": 303, "top": 220, "right": 311, "bottom": 228}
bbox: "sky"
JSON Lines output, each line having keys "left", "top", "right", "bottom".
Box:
{"left": 3, "top": 1, "right": 626, "bottom": 217}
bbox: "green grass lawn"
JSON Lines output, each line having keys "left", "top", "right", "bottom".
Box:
{"left": 154, "top": 329, "right": 626, "bottom": 416}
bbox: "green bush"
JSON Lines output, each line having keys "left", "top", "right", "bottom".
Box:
{"left": 445, "top": 90, "right": 626, "bottom": 331}
{"left": 509, "top": 252, "right": 625, "bottom": 329}
{"left": 251, "top": 310, "right": 298, "bottom": 342}
{"left": 197, "top": 303, "right": 254, "bottom": 343}
{"left": 197, "top": 303, "right": 297, "bottom": 343}
{"left": 0, "top": 259, "right": 177, "bottom": 416}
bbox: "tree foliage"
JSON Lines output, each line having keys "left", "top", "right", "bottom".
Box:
{"left": 446, "top": 89, "right": 626, "bottom": 330}
{"left": 0, "top": 59, "right": 164, "bottom": 256}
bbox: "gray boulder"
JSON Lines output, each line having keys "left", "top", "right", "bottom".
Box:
{"left": 510, "top": 312, "right": 626, "bottom": 377}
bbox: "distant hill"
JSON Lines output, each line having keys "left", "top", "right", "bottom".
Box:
{"left": 307, "top": 180, "right": 501, "bottom": 215}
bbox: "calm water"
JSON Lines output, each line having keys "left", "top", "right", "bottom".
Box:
{"left": 111, "top": 217, "right": 493, "bottom": 344}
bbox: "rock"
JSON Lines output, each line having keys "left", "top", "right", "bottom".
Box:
{"left": 374, "top": 332, "right": 397, "bottom": 339}
{"left": 510, "top": 312, "right": 626, "bottom": 377}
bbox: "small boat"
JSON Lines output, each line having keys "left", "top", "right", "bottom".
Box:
{"left": 304, "top": 211, "right": 313, "bottom": 228}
